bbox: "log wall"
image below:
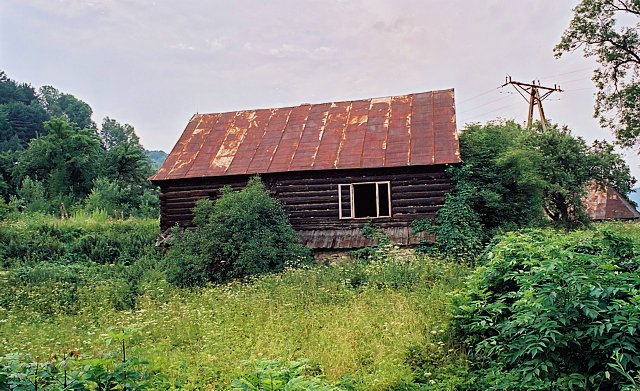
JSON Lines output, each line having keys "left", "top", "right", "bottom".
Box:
{"left": 155, "top": 165, "right": 455, "bottom": 232}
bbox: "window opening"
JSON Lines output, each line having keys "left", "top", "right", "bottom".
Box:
{"left": 339, "top": 181, "right": 391, "bottom": 219}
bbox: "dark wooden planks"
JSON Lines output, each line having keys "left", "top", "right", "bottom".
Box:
{"left": 157, "top": 165, "right": 455, "bottom": 246}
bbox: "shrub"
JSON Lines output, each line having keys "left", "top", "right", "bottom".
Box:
{"left": 0, "top": 352, "right": 165, "bottom": 390}
{"left": 85, "top": 177, "right": 130, "bottom": 215}
{"left": 412, "top": 168, "right": 484, "bottom": 263}
{"left": 0, "top": 215, "right": 158, "bottom": 267}
{"left": 451, "top": 228, "right": 640, "bottom": 390}
{"left": 15, "top": 176, "right": 51, "bottom": 213}
{"left": 165, "top": 177, "right": 311, "bottom": 287}
{"left": 228, "top": 359, "right": 342, "bottom": 391}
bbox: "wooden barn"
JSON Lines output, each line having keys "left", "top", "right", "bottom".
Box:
{"left": 150, "top": 89, "right": 461, "bottom": 249}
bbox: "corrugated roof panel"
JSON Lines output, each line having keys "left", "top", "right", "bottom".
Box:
{"left": 336, "top": 99, "right": 370, "bottom": 169}
{"left": 289, "top": 103, "right": 331, "bottom": 171}
{"left": 154, "top": 115, "right": 201, "bottom": 180}
{"left": 150, "top": 89, "right": 461, "bottom": 181}
{"left": 313, "top": 101, "right": 351, "bottom": 170}
{"left": 361, "top": 97, "right": 390, "bottom": 168}
{"left": 184, "top": 114, "right": 223, "bottom": 177}
{"left": 166, "top": 115, "right": 207, "bottom": 179}
{"left": 410, "top": 92, "right": 434, "bottom": 165}
{"left": 384, "top": 95, "right": 413, "bottom": 167}
{"left": 269, "top": 105, "right": 311, "bottom": 173}
{"left": 225, "top": 109, "right": 272, "bottom": 175}
{"left": 247, "top": 107, "right": 292, "bottom": 173}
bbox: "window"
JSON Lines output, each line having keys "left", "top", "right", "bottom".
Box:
{"left": 338, "top": 182, "right": 391, "bottom": 219}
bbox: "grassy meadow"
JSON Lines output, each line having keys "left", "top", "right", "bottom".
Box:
{"left": 0, "top": 214, "right": 468, "bottom": 389}
{"left": 3, "top": 213, "right": 640, "bottom": 389}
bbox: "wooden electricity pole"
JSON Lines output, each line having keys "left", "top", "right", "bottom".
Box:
{"left": 501, "top": 76, "right": 563, "bottom": 130}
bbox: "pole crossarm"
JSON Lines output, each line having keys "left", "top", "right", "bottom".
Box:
{"left": 500, "top": 75, "right": 564, "bottom": 129}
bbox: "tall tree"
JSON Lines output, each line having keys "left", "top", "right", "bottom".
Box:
{"left": 456, "top": 121, "right": 635, "bottom": 229}
{"left": 98, "top": 117, "right": 152, "bottom": 185}
{"left": 459, "top": 121, "right": 546, "bottom": 234}
{"left": 14, "top": 117, "right": 104, "bottom": 201}
{"left": 38, "top": 85, "right": 95, "bottom": 130}
{"left": 99, "top": 116, "right": 139, "bottom": 150}
{"left": 555, "top": 0, "right": 640, "bottom": 147}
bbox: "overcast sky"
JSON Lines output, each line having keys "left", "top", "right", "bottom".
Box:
{"left": 2, "top": 0, "right": 638, "bottom": 178}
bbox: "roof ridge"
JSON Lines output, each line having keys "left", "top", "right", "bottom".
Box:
{"left": 193, "top": 88, "right": 454, "bottom": 117}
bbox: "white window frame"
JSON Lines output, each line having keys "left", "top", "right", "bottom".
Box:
{"left": 338, "top": 181, "right": 391, "bottom": 219}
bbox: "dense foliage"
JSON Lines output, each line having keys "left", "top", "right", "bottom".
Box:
{"left": 0, "top": 70, "right": 162, "bottom": 218}
{"left": 452, "top": 227, "right": 640, "bottom": 390}
{"left": 414, "top": 121, "right": 635, "bottom": 261}
{"left": 556, "top": 0, "right": 640, "bottom": 148}
{"left": 229, "top": 359, "right": 341, "bottom": 391}
{"left": 165, "top": 178, "right": 311, "bottom": 287}
{"left": 1, "top": 352, "right": 164, "bottom": 390}
{"left": 0, "top": 212, "right": 468, "bottom": 389}
{"left": 0, "top": 213, "right": 158, "bottom": 268}
{"left": 412, "top": 167, "right": 484, "bottom": 262}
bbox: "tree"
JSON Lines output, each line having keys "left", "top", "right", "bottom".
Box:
{"left": 38, "top": 85, "right": 95, "bottom": 130}
{"left": 99, "top": 117, "right": 152, "bottom": 185}
{"left": 441, "top": 121, "right": 635, "bottom": 232}
{"left": 0, "top": 71, "right": 39, "bottom": 106}
{"left": 531, "top": 123, "right": 635, "bottom": 226}
{"left": 99, "top": 116, "right": 139, "bottom": 150}
{"left": 555, "top": 0, "right": 640, "bottom": 147}
{"left": 0, "top": 101, "right": 48, "bottom": 148}
{"left": 458, "top": 121, "right": 546, "bottom": 234}
{"left": 14, "top": 117, "right": 104, "bottom": 202}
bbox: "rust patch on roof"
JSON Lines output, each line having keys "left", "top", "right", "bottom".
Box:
{"left": 150, "top": 89, "right": 461, "bottom": 181}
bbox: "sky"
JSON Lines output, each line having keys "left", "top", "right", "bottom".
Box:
{"left": 1, "top": 0, "right": 639, "bottom": 178}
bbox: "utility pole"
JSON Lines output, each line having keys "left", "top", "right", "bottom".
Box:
{"left": 501, "top": 76, "right": 563, "bottom": 130}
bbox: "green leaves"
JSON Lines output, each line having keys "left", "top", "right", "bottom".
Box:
{"left": 452, "top": 227, "right": 640, "bottom": 389}
{"left": 555, "top": 0, "right": 640, "bottom": 148}
{"left": 165, "top": 177, "right": 311, "bottom": 287}
{"left": 228, "top": 359, "right": 342, "bottom": 391}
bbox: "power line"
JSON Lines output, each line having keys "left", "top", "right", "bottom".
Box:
{"left": 457, "top": 87, "right": 500, "bottom": 104}
{"left": 500, "top": 76, "right": 564, "bottom": 130}
{"left": 458, "top": 93, "right": 516, "bottom": 114}
{"left": 458, "top": 101, "right": 523, "bottom": 123}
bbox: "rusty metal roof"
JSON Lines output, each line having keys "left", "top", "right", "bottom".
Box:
{"left": 585, "top": 183, "right": 640, "bottom": 220}
{"left": 150, "top": 89, "right": 460, "bottom": 181}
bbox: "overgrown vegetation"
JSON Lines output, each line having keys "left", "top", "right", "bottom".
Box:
{"left": 165, "top": 177, "right": 311, "bottom": 287}
{"left": 414, "top": 120, "right": 635, "bottom": 261}
{"left": 452, "top": 226, "right": 640, "bottom": 390}
{"left": 0, "top": 70, "right": 162, "bottom": 219}
{"left": 0, "top": 214, "right": 468, "bottom": 389}
{"left": 555, "top": 0, "right": 640, "bottom": 148}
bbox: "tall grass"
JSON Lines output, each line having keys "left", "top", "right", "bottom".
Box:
{"left": 0, "top": 254, "right": 467, "bottom": 389}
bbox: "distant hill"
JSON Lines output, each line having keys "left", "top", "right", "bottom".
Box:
{"left": 145, "top": 150, "right": 167, "bottom": 170}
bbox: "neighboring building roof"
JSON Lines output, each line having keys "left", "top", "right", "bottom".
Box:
{"left": 150, "top": 89, "right": 460, "bottom": 181}
{"left": 585, "top": 183, "right": 640, "bottom": 220}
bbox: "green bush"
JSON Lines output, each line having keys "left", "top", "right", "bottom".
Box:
{"left": 412, "top": 168, "right": 484, "bottom": 263}
{"left": 14, "top": 176, "right": 52, "bottom": 213}
{"left": 451, "top": 228, "right": 640, "bottom": 390}
{"left": 0, "top": 215, "right": 158, "bottom": 267}
{"left": 165, "top": 177, "right": 311, "bottom": 287}
{"left": 228, "top": 359, "right": 342, "bottom": 391}
{"left": 0, "top": 352, "right": 166, "bottom": 390}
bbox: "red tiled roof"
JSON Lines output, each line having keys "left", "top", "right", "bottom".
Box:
{"left": 150, "top": 89, "right": 460, "bottom": 181}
